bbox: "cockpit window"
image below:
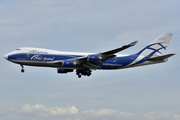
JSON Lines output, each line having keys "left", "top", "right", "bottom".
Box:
{"left": 16, "top": 49, "right": 20, "bottom": 50}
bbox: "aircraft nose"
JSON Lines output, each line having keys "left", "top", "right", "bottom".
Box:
{"left": 4, "top": 54, "right": 8, "bottom": 60}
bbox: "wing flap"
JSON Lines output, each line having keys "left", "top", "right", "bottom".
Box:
{"left": 83, "top": 64, "right": 96, "bottom": 69}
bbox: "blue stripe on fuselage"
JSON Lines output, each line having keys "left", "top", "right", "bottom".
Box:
{"left": 99, "top": 54, "right": 139, "bottom": 69}
{"left": 8, "top": 53, "right": 84, "bottom": 62}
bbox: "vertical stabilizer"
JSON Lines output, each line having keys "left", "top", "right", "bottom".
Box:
{"left": 137, "top": 33, "right": 173, "bottom": 57}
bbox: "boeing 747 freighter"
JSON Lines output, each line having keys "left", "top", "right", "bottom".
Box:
{"left": 4, "top": 33, "right": 175, "bottom": 78}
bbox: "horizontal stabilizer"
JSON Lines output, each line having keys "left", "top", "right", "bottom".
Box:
{"left": 145, "top": 54, "right": 175, "bottom": 61}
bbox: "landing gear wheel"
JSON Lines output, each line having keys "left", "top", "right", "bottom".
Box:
{"left": 87, "top": 71, "right": 91, "bottom": 77}
{"left": 76, "top": 69, "right": 92, "bottom": 77}
{"left": 21, "top": 69, "right": 25, "bottom": 73}
{"left": 78, "top": 75, "right": 81, "bottom": 78}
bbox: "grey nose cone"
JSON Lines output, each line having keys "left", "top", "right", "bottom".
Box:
{"left": 4, "top": 54, "right": 8, "bottom": 60}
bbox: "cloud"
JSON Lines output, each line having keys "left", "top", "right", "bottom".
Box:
{"left": 82, "top": 108, "right": 138, "bottom": 120}
{"left": 1, "top": 104, "right": 180, "bottom": 120}
{"left": 20, "top": 104, "right": 79, "bottom": 117}
{"left": 83, "top": 108, "right": 119, "bottom": 116}
{"left": 0, "top": 107, "right": 16, "bottom": 115}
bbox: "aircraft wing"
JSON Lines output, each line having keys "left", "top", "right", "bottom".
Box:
{"left": 79, "top": 40, "right": 138, "bottom": 62}
{"left": 49, "top": 41, "right": 138, "bottom": 69}
{"left": 48, "top": 57, "right": 101, "bottom": 69}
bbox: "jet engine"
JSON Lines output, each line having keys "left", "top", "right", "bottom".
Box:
{"left": 62, "top": 60, "right": 76, "bottom": 67}
{"left": 87, "top": 55, "right": 102, "bottom": 62}
{"left": 57, "top": 68, "right": 74, "bottom": 73}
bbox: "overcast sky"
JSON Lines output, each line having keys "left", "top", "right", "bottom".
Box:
{"left": 0, "top": 0, "right": 180, "bottom": 120}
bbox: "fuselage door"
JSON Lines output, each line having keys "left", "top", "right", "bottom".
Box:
{"left": 26, "top": 54, "right": 30, "bottom": 60}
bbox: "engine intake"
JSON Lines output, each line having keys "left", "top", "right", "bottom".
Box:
{"left": 57, "top": 68, "right": 74, "bottom": 73}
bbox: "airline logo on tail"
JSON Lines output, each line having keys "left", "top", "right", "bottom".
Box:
{"left": 138, "top": 42, "right": 167, "bottom": 57}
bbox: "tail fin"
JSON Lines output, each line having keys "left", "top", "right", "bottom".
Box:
{"left": 137, "top": 33, "right": 173, "bottom": 57}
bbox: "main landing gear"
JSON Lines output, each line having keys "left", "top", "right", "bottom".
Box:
{"left": 20, "top": 65, "right": 25, "bottom": 73}
{"left": 76, "top": 69, "right": 92, "bottom": 78}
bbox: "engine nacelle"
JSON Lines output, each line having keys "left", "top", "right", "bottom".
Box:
{"left": 88, "top": 55, "right": 102, "bottom": 62}
{"left": 62, "top": 60, "right": 76, "bottom": 67}
{"left": 57, "top": 68, "right": 74, "bottom": 73}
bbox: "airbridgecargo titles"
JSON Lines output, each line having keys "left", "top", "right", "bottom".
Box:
{"left": 4, "top": 33, "right": 175, "bottom": 78}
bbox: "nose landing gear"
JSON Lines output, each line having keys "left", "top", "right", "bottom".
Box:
{"left": 20, "top": 65, "right": 25, "bottom": 73}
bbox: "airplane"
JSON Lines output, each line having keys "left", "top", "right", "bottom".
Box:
{"left": 4, "top": 33, "right": 175, "bottom": 78}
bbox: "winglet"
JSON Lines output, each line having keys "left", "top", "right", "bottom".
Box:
{"left": 129, "top": 41, "right": 138, "bottom": 46}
